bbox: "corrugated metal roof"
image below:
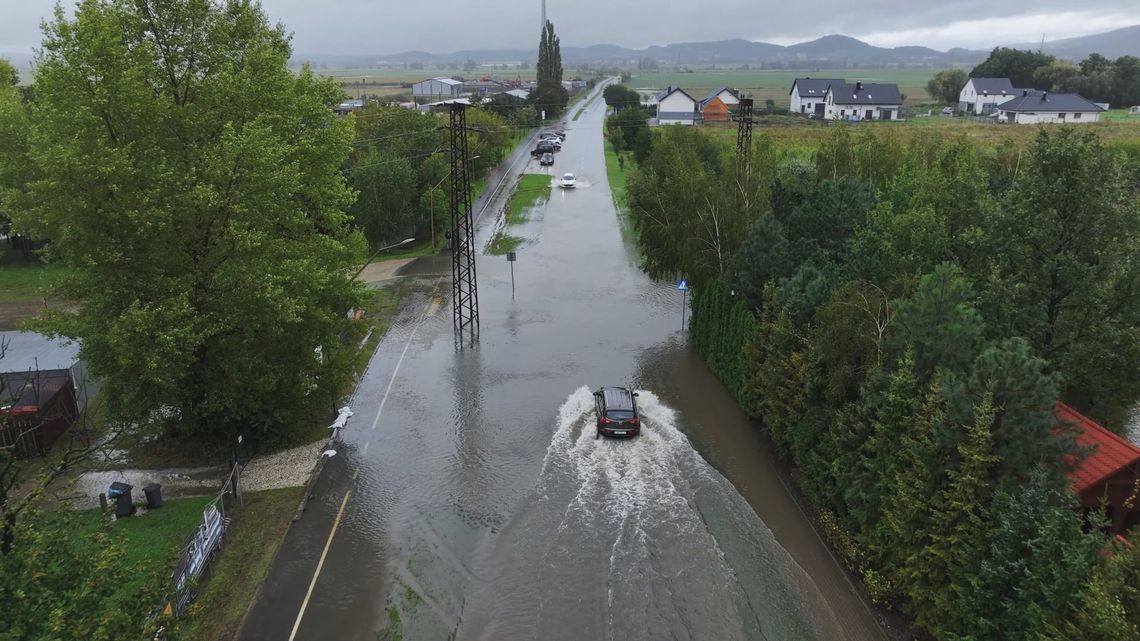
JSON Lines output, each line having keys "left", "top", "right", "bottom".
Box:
{"left": 0, "top": 331, "right": 80, "bottom": 373}
{"left": 1058, "top": 401, "right": 1140, "bottom": 493}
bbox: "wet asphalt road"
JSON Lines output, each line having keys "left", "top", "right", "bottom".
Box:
{"left": 237, "top": 82, "right": 886, "bottom": 641}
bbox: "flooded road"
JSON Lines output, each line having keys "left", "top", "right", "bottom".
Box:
{"left": 239, "top": 82, "right": 885, "bottom": 641}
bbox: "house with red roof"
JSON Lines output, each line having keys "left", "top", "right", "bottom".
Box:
{"left": 1058, "top": 401, "right": 1140, "bottom": 535}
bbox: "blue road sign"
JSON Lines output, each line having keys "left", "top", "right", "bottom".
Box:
{"left": 677, "top": 279, "right": 688, "bottom": 291}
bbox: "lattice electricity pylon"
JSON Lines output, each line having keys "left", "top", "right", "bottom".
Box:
{"left": 736, "top": 97, "right": 754, "bottom": 162}
{"left": 449, "top": 103, "right": 479, "bottom": 331}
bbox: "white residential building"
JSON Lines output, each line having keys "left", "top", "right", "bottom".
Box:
{"left": 958, "top": 78, "right": 1018, "bottom": 114}
{"left": 790, "top": 77, "right": 844, "bottom": 117}
{"left": 654, "top": 86, "right": 698, "bottom": 126}
{"left": 824, "top": 82, "right": 903, "bottom": 121}
{"left": 996, "top": 90, "right": 1106, "bottom": 124}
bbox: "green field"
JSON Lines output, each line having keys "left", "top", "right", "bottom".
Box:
{"left": 627, "top": 68, "right": 937, "bottom": 105}
{"left": 308, "top": 66, "right": 537, "bottom": 98}
{"left": 0, "top": 261, "right": 74, "bottom": 303}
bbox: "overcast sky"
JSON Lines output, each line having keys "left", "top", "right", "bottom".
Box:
{"left": 3, "top": 0, "right": 1140, "bottom": 56}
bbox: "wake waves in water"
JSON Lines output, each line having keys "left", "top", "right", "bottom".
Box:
{"left": 459, "top": 387, "right": 848, "bottom": 641}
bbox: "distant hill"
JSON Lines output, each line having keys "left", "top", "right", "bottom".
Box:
{"left": 292, "top": 25, "right": 1140, "bottom": 69}
{"left": 363, "top": 35, "right": 986, "bottom": 68}
{"left": 1009, "top": 25, "right": 1140, "bottom": 60}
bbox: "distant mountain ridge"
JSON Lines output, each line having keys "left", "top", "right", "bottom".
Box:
{"left": 1010, "top": 25, "right": 1140, "bottom": 59}
{"left": 291, "top": 26, "right": 1140, "bottom": 69}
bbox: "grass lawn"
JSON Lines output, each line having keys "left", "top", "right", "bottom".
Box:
{"left": 506, "top": 174, "right": 552, "bottom": 224}
{"left": 52, "top": 495, "right": 215, "bottom": 609}
{"left": 170, "top": 487, "right": 304, "bottom": 641}
{"left": 0, "top": 261, "right": 74, "bottom": 303}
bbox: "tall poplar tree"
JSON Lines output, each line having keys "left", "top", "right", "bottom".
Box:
{"left": 532, "top": 20, "right": 568, "bottom": 117}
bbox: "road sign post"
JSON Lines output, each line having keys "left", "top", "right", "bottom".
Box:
{"left": 507, "top": 251, "right": 517, "bottom": 296}
{"left": 677, "top": 279, "right": 689, "bottom": 332}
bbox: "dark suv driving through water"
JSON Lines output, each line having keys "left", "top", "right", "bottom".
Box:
{"left": 593, "top": 387, "right": 640, "bottom": 438}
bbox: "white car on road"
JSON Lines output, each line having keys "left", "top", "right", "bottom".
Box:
{"left": 559, "top": 173, "right": 576, "bottom": 189}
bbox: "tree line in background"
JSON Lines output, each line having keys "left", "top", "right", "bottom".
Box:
{"left": 625, "top": 123, "right": 1140, "bottom": 640}
{"left": 967, "top": 47, "right": 1140, "bottom": 107}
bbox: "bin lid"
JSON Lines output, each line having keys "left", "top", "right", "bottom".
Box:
{"left": 144, "top": 482, "right": 161, "bottom": 491}
{"left": 108, "top": 481, "right": 133, "bottom": 497}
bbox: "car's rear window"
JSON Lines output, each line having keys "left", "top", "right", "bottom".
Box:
{"left": 607, "top": 410, "right": 634, "bottom": 420}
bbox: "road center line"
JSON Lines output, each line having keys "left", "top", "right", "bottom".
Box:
{"left": 370, "top": 278, "right": 445, "bottom": 431}
{"left": 287, "top": 468, "right": 359, "bottom": 641}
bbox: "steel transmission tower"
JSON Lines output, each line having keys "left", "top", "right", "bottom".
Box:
{"left": 449, "top": 103, "right": 479, "bottom": 331}
{"left": 736, "top": 97, "right": 754, "bottom": 163}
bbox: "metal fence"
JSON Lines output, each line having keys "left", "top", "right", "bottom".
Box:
{"left": 160, "top": 462, "right": 243, "bottom": 618}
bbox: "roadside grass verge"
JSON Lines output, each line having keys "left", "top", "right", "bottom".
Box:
{"left": 604, "top": 146, "right": 639, "bottom": 247}
{"left": 507, "top": 174, "right": 552, "bottom": 224}
{"left": 0, "top": 262, "right": 75, "bottom": 303}
{"left": 487, "top": 234, "right": 524, "bottom": 256}
{"left": 573, "top": 106, "right": 585, "bottom": 121}
{"left": 487, "top": 173, "right": 551, "bottom": 255}
{"left": 170, "top": 487, "right": 304, "bottom": 641}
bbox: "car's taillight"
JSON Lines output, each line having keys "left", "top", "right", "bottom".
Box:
{"left": 600, "top": 416, "right": 613, "bottom": 424}
{"left": 629, "top": 417, "right": 638, "bottom": 424}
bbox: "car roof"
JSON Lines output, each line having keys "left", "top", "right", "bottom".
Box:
{"left": 600, "top": 387, "right": 634, "bottom": 410}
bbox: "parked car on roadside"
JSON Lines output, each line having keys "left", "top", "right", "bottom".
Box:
{"left": 540, "top": 152, "right": 554, "bottom": 166}
{"left": 593, "top": 387, "right": 640, "bottom": 438}
{"left": 940, "top": 106, "right": 954, "bottom": 116}
{"left": 532, "top": 141, "right": 556, "bottom": 157}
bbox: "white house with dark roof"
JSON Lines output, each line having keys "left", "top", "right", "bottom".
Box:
{"left": 958, "top": 78, "right": 1018, "bottom": 114}
{"left": 824, "top": 82, "right": 903, "bottom": 121}
{"left": 790, "top": 77, "right": 845, "bottom": 117}
{"left": 699, "top": 87, "right": 739, "bottom": 111}
{"left": 412, "top": 77, "right": 465, "bottom": 100}
{"left": 996, "top": 90, "right": 1106, "bottom": 124}
{"left": 654, "top": 86, "right": 699, "bottom": 126}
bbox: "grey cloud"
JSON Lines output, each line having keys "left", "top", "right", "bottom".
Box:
{"left": 1, "top": 0, "right": 1137, "bottom": 56}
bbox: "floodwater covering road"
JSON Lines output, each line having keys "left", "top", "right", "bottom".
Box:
{"left": 238, "top": 81, "right": 886, "bottom": 641}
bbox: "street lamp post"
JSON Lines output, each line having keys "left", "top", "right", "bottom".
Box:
{"left": 352, "top": 237, "right": 416, "bottom": 281}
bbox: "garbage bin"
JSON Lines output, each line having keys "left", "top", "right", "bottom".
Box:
{"left": 108, "top": 481, "right": 135, "bottom": 518}
{"left": 143, "top": 482, "right": 163, "bottom": 509}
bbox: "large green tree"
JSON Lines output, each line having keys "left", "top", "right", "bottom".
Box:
{"left": 982, "top": 128, "right": 1140, "bottom": 422}
{"left": 970, "top": 47, "right": 1056, "bottom": 88}
{"left": 926, "top": 69, "right": 967, "bottom": 103}
{"left": 16, "top": 0, "right": 365, "bottom": 442}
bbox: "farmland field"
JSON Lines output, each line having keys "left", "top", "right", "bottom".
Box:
{"left": 304, "top": 66, "right": 537, "bottom": 97}
{"left": 626, "top": 68, "right": 937, "bottom": 104}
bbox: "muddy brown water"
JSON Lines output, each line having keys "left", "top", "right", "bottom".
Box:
{"left": 240, "top": 82, "right": 885, "bottom": 641}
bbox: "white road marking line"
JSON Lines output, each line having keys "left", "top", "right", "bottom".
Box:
{"left": 287, "top": 468, "right": 359, "bottom": 641}
{"left": 370, "top": 278, "right": 445, "bottom": 431}
{"left": 362, "top": 440, "right": 370, "bottom": 454}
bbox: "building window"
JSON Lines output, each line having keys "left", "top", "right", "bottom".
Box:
{"left": 1074, "top": 112, "right": 1082, "bottom": 119}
